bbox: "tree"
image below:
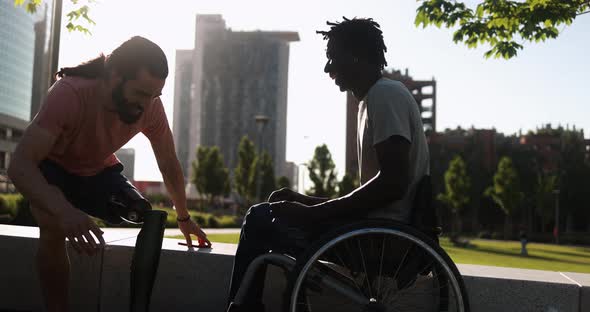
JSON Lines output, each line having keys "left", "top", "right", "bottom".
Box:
{"left": 277, "top": 176, "right": 291, "bottom": 189}
{"left": 437, "top": 155, "right": 471, "bottom": 235}
{"left": 415, "top": 0, "right": 590, "bottom": 59}
{"left": 306, "top": 144, "right": 338, "bottom": 198}
{"left": 485, "top": 157, "right": 524, "bottom": 239}
{"left": 191, "top": 146, "right": 230, "bottom": 210}
{"left": 558, "top": 128, "right": 590, "bottom": 231}
{"left": 535, "top": 172, "right": 557, "bottom": 232}
{"left": 338, "top": 173, "right": 359, "bottom": 197}
{"left": 248, "top": 151, "right": 276, "bottom": 201}
{"left": 15, "top": 0, "right": 96, "bottom": 34}
{"left": 233, "top": 136, "right": 257, "bottom": 204}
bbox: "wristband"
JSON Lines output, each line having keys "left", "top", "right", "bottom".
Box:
{"left": 176, "top": 215, "right": 191, "bottom": 222}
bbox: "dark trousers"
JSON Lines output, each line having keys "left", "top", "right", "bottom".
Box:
{"left": 227, "top": 203, "right": 358, "bottom": 307}
{"left": 227, "top": 203, "right": 298, "bottom": 306}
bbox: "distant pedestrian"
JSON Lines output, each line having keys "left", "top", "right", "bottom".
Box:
{"left": 519, "top": 228, "right": 528, "bottom": 256}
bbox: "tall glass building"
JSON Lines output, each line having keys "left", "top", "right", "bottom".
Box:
{"left": 0, "top": 0, "right": 55, "bottom": 180}
{"left": 0, "top": 0, "right": 35, "bottom": 122}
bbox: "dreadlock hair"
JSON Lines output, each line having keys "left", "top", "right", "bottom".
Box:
{"left": 56, "top": 36, "right": 168, "bottom": 81}
{"left": 316, "top": 17, "right": 387, "bottom": 70}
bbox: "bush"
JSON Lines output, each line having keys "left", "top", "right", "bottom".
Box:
{"left": 491, "top": 232, "right": 504, "bottom": 240}
{"left": 207, "top": 215, "right": 219, "bottom": 228}
{"left": 0, "top": 194, "right": 23, "bottom": 222}
{"left": 217, "top": 215, "right": 240, "bottom": 228}
{"left": 146, "top": 193, "right": 172, "bottom": 207}
{"left": 11, "top": 196, "right": 36, "bottom": 226}
{"left": 193, "top": 214, "right": 207, "bottom": 227}
{"left": 477, "top": 231, "right": 492, "bottom": 239}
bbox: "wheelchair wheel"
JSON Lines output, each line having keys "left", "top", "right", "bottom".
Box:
{"left": 287, "top": 220, "right": 469, "bottom": 312}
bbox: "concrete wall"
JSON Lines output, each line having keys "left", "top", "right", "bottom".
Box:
{"left": 1, "top": 225, "right": 588, "bottom": 312}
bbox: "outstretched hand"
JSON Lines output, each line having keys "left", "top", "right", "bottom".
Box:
{"left": 178, "top": 219, "right": 211, "bottom": 248}
{"left": 59, "top": 207, "right": 105, "bottom": 255}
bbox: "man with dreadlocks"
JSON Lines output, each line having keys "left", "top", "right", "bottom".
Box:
{"left": 226, "top": 17, "right": 429, "bottom": 311}
{"left": 8, "top": 36, "right": 211, "bottom": 312}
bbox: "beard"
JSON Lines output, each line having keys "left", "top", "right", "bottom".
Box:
{"left": 111, "top": 83, "right": 143, "bottom": 124}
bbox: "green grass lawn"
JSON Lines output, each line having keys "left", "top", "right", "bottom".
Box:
{"left": 440, "top": 238, "right": 590, "bottom": 273}
{"left": 168, "top": 233, "right": 590, "bottom": 273}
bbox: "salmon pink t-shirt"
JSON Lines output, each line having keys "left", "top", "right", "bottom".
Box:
{"left": 33, "top": 77, "right": 169, "bottom": 176}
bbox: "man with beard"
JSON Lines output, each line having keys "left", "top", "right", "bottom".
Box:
{"left": 226, "top": 18, "right": 430, "bottom": 311}
{"left": 8, "top": 36, "right": 210, "bottom": 312}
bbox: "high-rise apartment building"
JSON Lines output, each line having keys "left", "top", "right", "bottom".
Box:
{"left": 173, "top": 14, "right": 298, "bottom": 181}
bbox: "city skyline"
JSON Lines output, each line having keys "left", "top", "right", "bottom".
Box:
{"left": 54, "top": 0, "right": 590, "bottom": 182}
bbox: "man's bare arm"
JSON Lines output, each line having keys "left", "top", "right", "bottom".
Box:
{"left": 310, "top": 135, "right": 410, "bottom": 219}
{"left": 150, "top": 128, "right": 189, "bottom": 219}
{"left": 8, "top": 123, "right": 75, "bottom": 217}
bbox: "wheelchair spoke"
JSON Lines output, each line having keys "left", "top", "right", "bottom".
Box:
{"left": 328, "top": 245, "right": 367, "bottom": 298}
{"left": 390, "top": 259, "right": 436, "bottom": 302}
{"left": 391, "top": 242, "right": 412, "bottom": 282}
{"left": 376, "top": 234, "right": 386, "bottom": 300}
{"left": 356, "top": 237, "right": 374, "bottom": 299}
{"left": 289, "top": 225, "right": 467, "bottom": 312}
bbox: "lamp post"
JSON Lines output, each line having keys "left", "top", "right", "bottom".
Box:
{"left": 49, "top": 0, "right": 63, "bottom": 85}
{"left": 255, "top": 114, "right": 269, "bottom": 201}
{"left": 553, "top": 189, "right": 560, "bottom": 245}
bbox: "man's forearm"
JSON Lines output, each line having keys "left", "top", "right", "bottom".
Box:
{"left": 160, "top": 159, "right": 189, "bottom": 218}
{"left": 313, "top": 172, "right": 407, "bottom": 218}
{"left": 296, "top": 194, "right": 329, "bottom": 206}
{"left": 8, "top": 158, "right": 71, "bottom": 217}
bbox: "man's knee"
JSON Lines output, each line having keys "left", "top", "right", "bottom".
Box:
{"left": 242, "top": 203, "right": 272, "bottom": 235}
{"left": 243, "top": 203, "right": 271, "bottom": 223}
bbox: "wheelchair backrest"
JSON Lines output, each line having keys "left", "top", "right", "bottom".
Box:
{"left": 409, "top": 175, "right": 439, "bottom": 236}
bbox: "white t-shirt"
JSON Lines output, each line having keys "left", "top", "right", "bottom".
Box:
{"left": 357, "top": 77, "right": 430, "bottom": 222}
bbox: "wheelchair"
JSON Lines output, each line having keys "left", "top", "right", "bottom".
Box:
{"left": 232, "top": 176, "right": 470, "bottom": 312}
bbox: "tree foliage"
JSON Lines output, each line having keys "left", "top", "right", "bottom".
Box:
{"left": 249, "top": 151, "right": 276, "bottom": 201}
{"left": 338, "top": 173, "right": 359, "bottom": 197}
{"left": 14, "top": 0, "right": 96, "bottom": 34}
{"left": 485, "top": 156, "right": 524, "bottom": 238}
{"left": 191, "top": 146, "right": 230, "bottom": 208}
{"left": 415, "top": 0, "right": 590, "bottom": 59}
{"left": 233, "top": 136, "right": 257, "bottom": 203}
{"left": 437, "top": 155, "right": 471, "bottom": 215}
{"left": 485, "top": 157, "right": 524, "bottom": 216}
{"left": 437, "top": 155, "right": 471, "bottom": 234}
{"left": 535, "top": 172, "right": 557, "bottom": 226}
{"left": 306, "top": 144, "right": 338, "bottom": 198}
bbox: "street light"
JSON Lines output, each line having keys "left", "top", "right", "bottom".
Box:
{"left": 49, "top": 0, "right": 63, "bottom": 85}
{"left": 255, "top": 114, "right": 270, "bottom": 201}
{"left": 553, "top": 189, "right": 560, "bottom": 244}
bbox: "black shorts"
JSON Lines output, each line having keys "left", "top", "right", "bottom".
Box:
{"left": 39, "top": 159, "right": 143, "bottom": 225}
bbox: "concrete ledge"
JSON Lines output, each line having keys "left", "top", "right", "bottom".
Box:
{"left": 1, "top": 225, "right": 588, "bottom": 312}
{"left": 0, "top": 225, "right": 236, "bottom": 312}
{"left": 459, "top": 264, "right": 586, "bottom": 312}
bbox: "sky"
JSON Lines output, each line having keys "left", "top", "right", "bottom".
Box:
{"left": 57, "top": 0, "right": 590, "bottom": 183}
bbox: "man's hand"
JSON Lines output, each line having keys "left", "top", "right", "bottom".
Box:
{"left": 178, "top": 219, "right": 211, "bottom": 248}
{"left": 58, "top": 207, "right": 105, "bottom": 256}
{"left": 270, "top": 201, "right": 315, "bottom": 224}
{"left": 268, "top": 188, "right": 301, "bottom": 203}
